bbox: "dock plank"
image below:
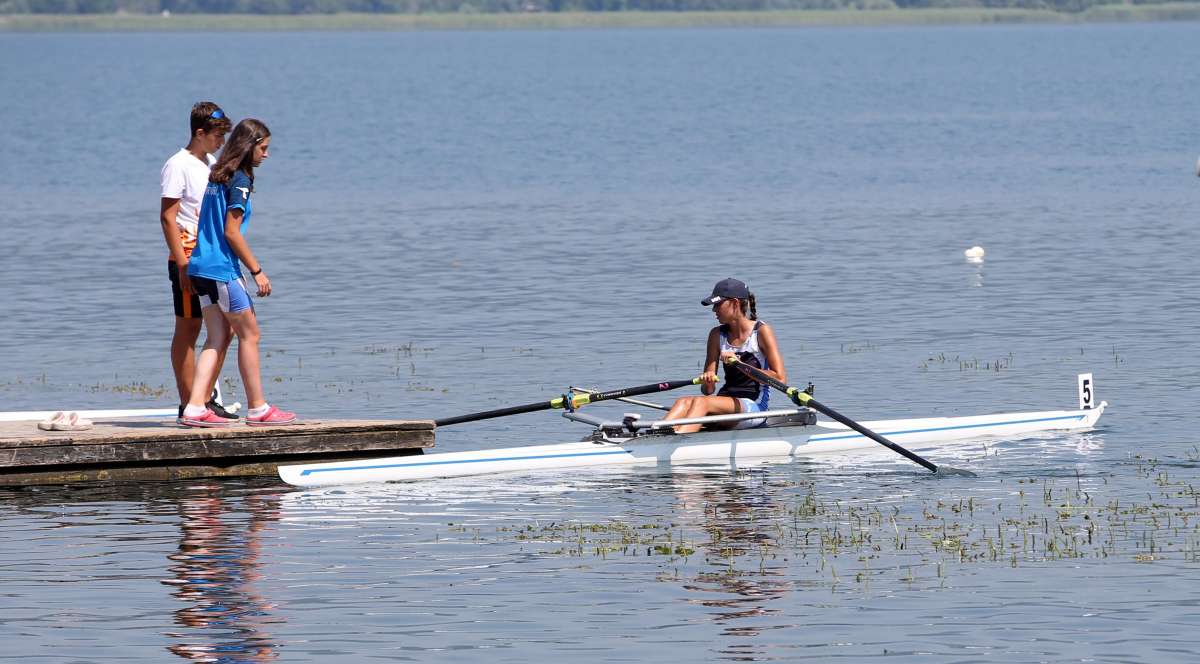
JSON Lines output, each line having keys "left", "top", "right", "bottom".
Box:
{"left": 0, "top": 418, "right": 435, "bottom": 486}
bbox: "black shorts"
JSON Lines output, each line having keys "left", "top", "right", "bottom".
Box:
{"left": 168, "top": 260, "right": 203, "bottom": 319}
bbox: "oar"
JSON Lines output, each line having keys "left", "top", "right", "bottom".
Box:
{"left": 569, "top": 385, "right": 671, "bottom": 411}
{"left": 725, "top": 358, "right": 974, "bottom": 477}
{"left": 435, "top": 378, "right": 702, "bottom": 427}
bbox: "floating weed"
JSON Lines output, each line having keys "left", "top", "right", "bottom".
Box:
{"left": 498, "top": 520, "right": 699, "bottom": 561}
{"left": 405, "top": 382, "right": 437, "bottom": 392}
{"left": 840, "top": 342, "right": 877, "bottom": 354}
{"left": 2, "top": 375, "right": 172, "bottom": 399}
{"left": 87, "top": 381, "right": 168, "bottom": 398}
{"left": 959, "top": 354, "right": 1013, "bottom": 372}
{"left": 362, "top": 342, "right": 436, "bottom": 357}
{"left": 919, "top": 351, "right": 1013, "bottom": 372}
{"left": 470, "top": 469, "right": 1200, "bottom": 593}
{"left": 918, "top": 352, "right": 949, "bottom": 370}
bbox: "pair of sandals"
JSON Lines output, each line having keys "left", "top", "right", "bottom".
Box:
{"left": 37, "top": 411, "right": 94, "bottom": 432}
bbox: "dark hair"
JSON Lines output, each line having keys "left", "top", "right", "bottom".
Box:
{"left": 190, "top": 101, "right": 231, "bottom": 137}
{"left": 741, "top": 293, "right": 758, "bottom": 321}
{"left": 210, "top": 119, "right": 270, "bottom": 187}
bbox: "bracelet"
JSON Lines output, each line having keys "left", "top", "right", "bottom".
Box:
{"left": 250, "top": 267, "right": 263, "bottom": 276}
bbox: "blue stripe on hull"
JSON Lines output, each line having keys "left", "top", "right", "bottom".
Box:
{"left": 301, "top": 448, "right": 631, "bottom": 476}
{"left": 808, "top": 413, "right": 1086, "bottom": 443}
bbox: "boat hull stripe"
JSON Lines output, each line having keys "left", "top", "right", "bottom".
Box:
{"left": 300, "top": 448, "right": 631, "bottom": 476}
{"left": 808, "top": 413, "right": 1086, "bottom": 442}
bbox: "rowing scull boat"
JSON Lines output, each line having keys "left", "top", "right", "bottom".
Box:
{"left": 278, "top": 374, "right": 1106, "bottom": 487}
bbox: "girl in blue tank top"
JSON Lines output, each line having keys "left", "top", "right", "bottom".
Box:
{"left": 664, "top": 278, "right": 788, "bottom": 434}
{"left": 180, "top": 119, "right": 298, "bottom": 428}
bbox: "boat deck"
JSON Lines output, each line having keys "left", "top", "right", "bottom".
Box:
{"left": 0, "top": 417, "right": 434, "bottom": 486}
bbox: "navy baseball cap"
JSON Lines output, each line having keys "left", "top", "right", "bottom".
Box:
{"left": 701, "top": 278, "right": 750, "bottom": 306}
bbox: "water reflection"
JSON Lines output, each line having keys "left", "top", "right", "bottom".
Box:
{"left": 668, "top": 468, "right": 799, "bottom": 655}
{"left": 161, "top": 486, "right": 283, "bottom": 663}
{"left": 968, "top": 260, "right": 984, "bottom": 288}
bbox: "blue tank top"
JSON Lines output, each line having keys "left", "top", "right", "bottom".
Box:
{"left": 188, "top": 170, "right": 253, "bottom": 283}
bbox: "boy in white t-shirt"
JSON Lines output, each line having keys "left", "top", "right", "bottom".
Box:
{"left": 160, "top": 102, "right": 235, "bottom": 421}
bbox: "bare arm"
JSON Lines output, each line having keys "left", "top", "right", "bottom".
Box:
{"left": 159, "top": 198, "right": 191, "bottom": 291}
{"left": 223, "top": 209, "right": 271, "bottom": 296}
{"left": 754, "top": 323, "right": 787, "bottom": 385}
{"left": 699, "top": 327, "right": 722, "bottom": 395}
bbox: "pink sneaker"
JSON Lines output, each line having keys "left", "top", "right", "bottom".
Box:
{"left": 179, "top": 409, "right": 234, "bottom": 428}
{"left": 245, "top": 405, "right": 297, "bottom": 426}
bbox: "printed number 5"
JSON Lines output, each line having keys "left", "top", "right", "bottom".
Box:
{"left": 1078, "top": 373, "right": 1094, "bottom": 409}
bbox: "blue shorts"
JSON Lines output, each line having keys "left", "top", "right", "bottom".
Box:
{"left": 734, "top": 398, "right": 767, "bottom": 429}
{"left": 191, "top": 276, "right": 253, "bottom": 314}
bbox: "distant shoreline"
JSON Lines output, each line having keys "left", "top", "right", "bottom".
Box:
{"left": 2, "top": 5, "right": 1200, "bottom": 31}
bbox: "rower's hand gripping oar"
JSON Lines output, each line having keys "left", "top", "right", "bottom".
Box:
{"left": 724, "top": 358, "right": 975, "bottom": 477}
{"left": 435, "top": 378, "right": 703, "bottom": 427}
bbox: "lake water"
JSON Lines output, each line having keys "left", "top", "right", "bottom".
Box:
{"left": 1, "top": 23, "right": 1199, "bottom": 662}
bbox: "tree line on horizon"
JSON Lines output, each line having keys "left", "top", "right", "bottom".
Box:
{"left": 2, "top": 0, "right": 1191, "bottom": 15}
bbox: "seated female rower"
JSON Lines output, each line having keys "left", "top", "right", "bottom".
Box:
{"left": 664, "top": 278, "right": 787, "bottom": 433}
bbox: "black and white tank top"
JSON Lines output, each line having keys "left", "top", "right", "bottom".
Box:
{"left": 718, "top": 321, "right": 770, "bottom": 410}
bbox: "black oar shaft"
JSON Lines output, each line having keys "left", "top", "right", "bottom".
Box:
{"left": 726, "top": 359, "right": 941, "bottom": 474}
{"left": 435, "top": 401, "right": 556, "bottom": 427}
{"left": 435, "top": 378, "right": 699, "bottom": 427}
{"left": 807, "top": 398, "right": 937, "bottom": 473}
{"left": 583, "top": 379, "right": 698, "bottom": 404}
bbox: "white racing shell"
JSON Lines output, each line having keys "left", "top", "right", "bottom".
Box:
{"left": 280, "top": 401, "right": 1107, "bottom": 487}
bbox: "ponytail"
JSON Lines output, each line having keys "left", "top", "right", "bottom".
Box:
{"left": 741, "top": 293, "right": 758, "bottom": 320}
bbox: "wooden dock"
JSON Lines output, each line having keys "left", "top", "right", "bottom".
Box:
{"left": 0, "top": 418, "right": 434, "bottom": 486}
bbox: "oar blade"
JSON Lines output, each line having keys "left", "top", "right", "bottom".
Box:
{"left": 933, "top": 466, "right": 977, "bottom": 478}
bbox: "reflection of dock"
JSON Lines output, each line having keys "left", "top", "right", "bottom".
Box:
{"left": 0, "top": 418, "right": 433, "bottom": 486}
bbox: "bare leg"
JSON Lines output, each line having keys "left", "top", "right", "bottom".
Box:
{"left": 665, "top": 396, "right": 696, "bottom": 422}
{"left": 185, "top": 306, "right": 231, "bottom": 409}
{"left": 665, "top": 395, "right": 741, "bottom": 434}
{"left": 201, "top": 319, "right": 233, "bottom": 403}
{"left": 171, "top": 317, "right": 203, "bottom": 405}
{"left": 224, "top": 309, "right": 266, "bottom": 411}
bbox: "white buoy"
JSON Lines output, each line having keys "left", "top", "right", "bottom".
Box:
{"left": 964, "top": 246, "right": 985, "bottom": 259}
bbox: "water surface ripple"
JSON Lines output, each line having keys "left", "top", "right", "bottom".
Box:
{"left": 1, "top": 23, "right": 1199, "bottom": 662}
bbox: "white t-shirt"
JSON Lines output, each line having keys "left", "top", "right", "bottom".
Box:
{"left": 160, "top": 148, "right": 216, "bottom": 257}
